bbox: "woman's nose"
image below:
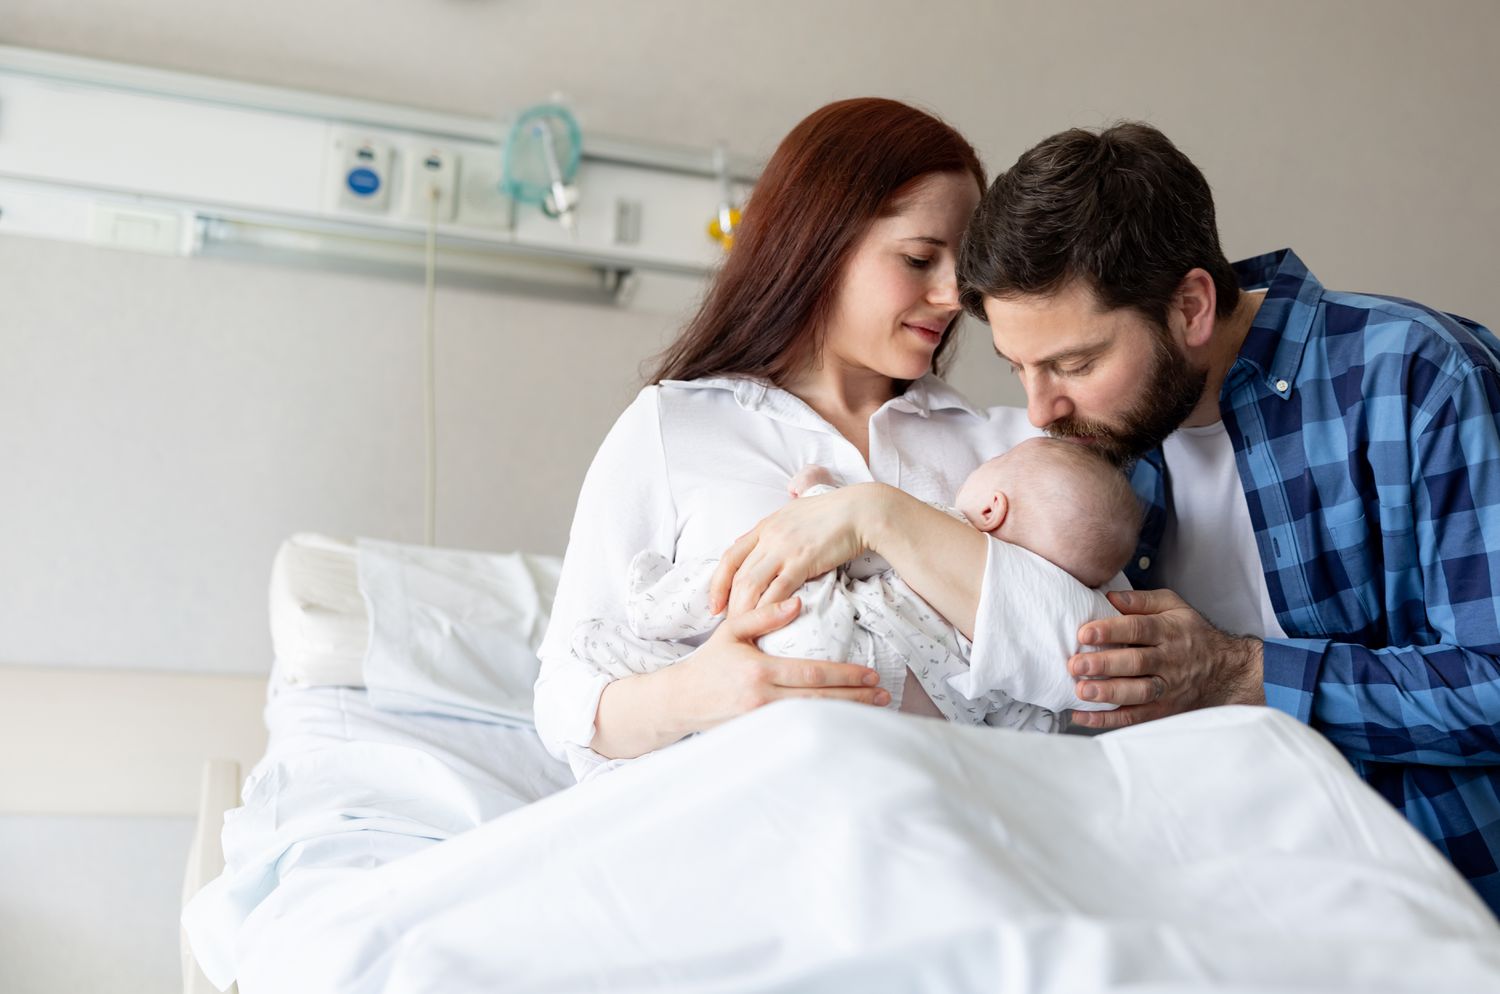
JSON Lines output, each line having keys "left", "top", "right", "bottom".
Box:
{"left": 928, "top": 262, "right": 960, "bottom": 310}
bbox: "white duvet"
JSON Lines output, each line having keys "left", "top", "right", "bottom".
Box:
{"left": 187, "top": 697, "right": 1499, "bottom": 993}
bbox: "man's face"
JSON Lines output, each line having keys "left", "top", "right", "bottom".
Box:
{"left": 984, "top": 281, "right": 1206, "bottom": 466}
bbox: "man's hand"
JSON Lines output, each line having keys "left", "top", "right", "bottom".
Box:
{"left": 1067, "top": 588, "right": 1266, "bottom": 731}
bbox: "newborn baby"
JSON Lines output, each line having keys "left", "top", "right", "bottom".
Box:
{"left": 573, "top": 437, "right": 1141, "bottom": 729}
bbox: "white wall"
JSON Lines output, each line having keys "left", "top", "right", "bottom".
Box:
{"left": 0, "top": 815, "right": 193, "bottom": 994}
{"left": 0, "top": 237, "right": 687, "bottom": 673}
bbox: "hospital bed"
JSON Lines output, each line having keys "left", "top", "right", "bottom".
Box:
{"left": 180, "top": 534, "right": 1500, "bottom": 993}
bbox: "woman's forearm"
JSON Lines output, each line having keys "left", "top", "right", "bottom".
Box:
{"left": 862, "top": 485, "right": 988, "bottom": 640}
{"left": 590, "top": 667, "right": 694, "bottom": 760}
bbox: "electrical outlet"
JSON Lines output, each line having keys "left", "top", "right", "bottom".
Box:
{"left": 403, "top": 145, "right": 458, "bottom": 223}
{"left": 334, "top": 135, "right": 394, "bottom": 213}
{"left": 87, "top": 203, "right": 190, "bottom": 254}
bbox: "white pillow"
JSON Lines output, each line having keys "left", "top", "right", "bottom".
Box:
{"left": 356, "top": 538, "right": 563, "bottom": 726}
{"left": 268, "top": 533, "right": 564, "bottom": 725}
{"left": 268, "top": 533, "right": 367, "bottom": 687}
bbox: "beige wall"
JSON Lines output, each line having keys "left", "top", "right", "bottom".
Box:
{"left": 0, "top": 238, "right": 687, "bottom": 672}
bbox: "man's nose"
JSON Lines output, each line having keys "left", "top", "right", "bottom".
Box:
{"left": 1025, "top": 376, "right": 1071, "bottom": 429}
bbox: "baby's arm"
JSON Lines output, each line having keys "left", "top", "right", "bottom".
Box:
{"left": 571, "top": 618, "right": 694, "bottom": 681}
{"left": 788, "top": 464, "right": 839, "bottom": 498}
{"left": 625, "top": 550, "right": 722, "bottom": 640}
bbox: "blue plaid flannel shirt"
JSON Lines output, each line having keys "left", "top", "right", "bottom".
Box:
{"left": 1124, "top": 248, "right": 1500, "bottom": 914}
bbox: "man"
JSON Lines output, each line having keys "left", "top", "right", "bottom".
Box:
{"left": 956, "top": 122, "right": 1500, "bottom": 914}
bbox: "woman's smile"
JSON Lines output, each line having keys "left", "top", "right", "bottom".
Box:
{"left": 902, "top": 321, "right": 944, "bottom": 346}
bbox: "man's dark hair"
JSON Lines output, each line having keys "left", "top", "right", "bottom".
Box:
{"left": 958, "top": 122, "right": 1239, "bottom": 327}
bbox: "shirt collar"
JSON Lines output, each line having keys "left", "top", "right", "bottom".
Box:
{"left": 661, "top": 372, "right": 985, "bottom": 425}
{"left": 1231, "top": 248, "right": 1325, "bottom": 400}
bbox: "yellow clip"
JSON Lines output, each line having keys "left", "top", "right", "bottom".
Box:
{"left": 708, "top": 206, "right": 741, "bottom": 251}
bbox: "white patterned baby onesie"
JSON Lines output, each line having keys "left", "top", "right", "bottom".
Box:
{"left": 570, "top": 487, "right": 1058, "bottom": 730}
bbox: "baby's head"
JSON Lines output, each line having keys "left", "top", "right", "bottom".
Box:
{"left": 955, "top": 437, "right": 1141, "bottom": 587}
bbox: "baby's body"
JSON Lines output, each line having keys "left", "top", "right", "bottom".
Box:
{"left": 572, "top": 437, "right": 1141, "bottom": 728}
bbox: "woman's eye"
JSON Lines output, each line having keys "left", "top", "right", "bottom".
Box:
{"left": 903, "top": 255, "right": 932, "bottom": 269}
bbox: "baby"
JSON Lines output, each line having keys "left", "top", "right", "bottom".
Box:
{"left": 572, "top": 437, "right": 1141, "bottom": 729}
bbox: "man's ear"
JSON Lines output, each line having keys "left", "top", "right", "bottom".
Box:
{"left": 1173, "top": 268, "right": 1218, "bottom": 350}
{"left": 977, "top": 491, "right": 1009, "bottom": 534}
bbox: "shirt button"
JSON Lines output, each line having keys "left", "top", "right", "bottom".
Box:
{"left": 1137, "top": 556, "right": 1151, "bottom": 570}
{"left": 1275, "top": 379, "right": 1289, "bottom": 392}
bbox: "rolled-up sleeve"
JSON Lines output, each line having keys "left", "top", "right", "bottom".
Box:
{"left": 960, "top": 536, "right": 1121, "bottom": 717}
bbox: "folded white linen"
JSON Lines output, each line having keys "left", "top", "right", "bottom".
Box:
{"left": 357, "top": 538, "right": 562, "bottom": 726}
{"left": 268, "top": 533, "right": 367, "bottom": 687}
{"left": 196, "top": 703, "right": 1500, "bottom": 993}
{"left": 948, "top": 536, "right": 1123, "bottom": 712}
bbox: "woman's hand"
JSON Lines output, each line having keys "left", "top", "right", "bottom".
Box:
{"left": 708, "top": 482, "right": 988, "bottom": 640}
{"left": 591, "top": 595, "right": 891, "bottom": 759}
{"left": 708, "top": 483, "right": 892, "bottom": 617}
{"left": 673, "top": 596, "right": 892, "bottom": 727}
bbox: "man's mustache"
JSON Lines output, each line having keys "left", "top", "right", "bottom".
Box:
{"left": 1047, "top": 417, "right": 1115, "bottom": 439}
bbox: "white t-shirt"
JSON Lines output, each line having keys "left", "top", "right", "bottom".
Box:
{"left": 533, "top": 375, "right": 1072, "bottom": 778}
{"left": 1158, "top": 420, "right": 1286, "bottom": 639}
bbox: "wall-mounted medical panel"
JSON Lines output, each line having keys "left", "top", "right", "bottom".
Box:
{"left": 0, "top": 45, "right": 752, "bottom": 303}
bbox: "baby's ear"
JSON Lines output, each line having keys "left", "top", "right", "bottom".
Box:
{"left": 976, "top": 491, "right": 1009, "bottom": 533}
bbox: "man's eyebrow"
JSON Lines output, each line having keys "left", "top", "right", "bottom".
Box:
{"left": 900, "top": 236, "right": 947, "bottom": 247}
{"left": 993, "top": 343, "right": 1106, "bottom": 366}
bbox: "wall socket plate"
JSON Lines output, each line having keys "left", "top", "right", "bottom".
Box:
{"left": 403, "top": 145, "right": 458, "bottom": 223}
{"left": 87, "top": 203, "right": 190, "bottom": 254}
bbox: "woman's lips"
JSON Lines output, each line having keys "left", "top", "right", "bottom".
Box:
{"left": 904, "top": 323, "right": 943, "bottom": 345}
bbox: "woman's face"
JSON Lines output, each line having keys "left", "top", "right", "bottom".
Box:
{"left": 819, "top": 171, "right": 982, "bottom": 383}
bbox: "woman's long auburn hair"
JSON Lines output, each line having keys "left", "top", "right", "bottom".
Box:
{"left": 648, "top": 98, "right": 985, "bottom": 386}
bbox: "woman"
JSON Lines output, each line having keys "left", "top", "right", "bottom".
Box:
{"left": 532, "top": 98, "right": 1036, "bottom": 778}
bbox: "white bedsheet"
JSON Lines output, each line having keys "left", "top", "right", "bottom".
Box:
{"left": 182, "top": 683, "right": 574, "bottom": 985}
{"left": 186, "top": 699, "right": 1500, "bottom": 992}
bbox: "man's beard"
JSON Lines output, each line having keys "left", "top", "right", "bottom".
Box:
{"left": 1046, "top": 331, "right": 1206, "bottom": 467}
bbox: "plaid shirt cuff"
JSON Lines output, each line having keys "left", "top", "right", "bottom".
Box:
{"left": 1260, "top": 637, "right": 1329, "bottom": 724}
